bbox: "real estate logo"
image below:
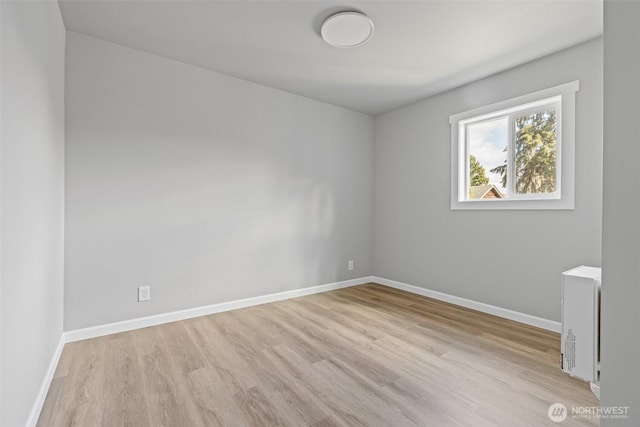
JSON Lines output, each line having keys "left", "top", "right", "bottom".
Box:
{"left": 548, "top": 403, "right": 568, "bottom": 423}
{"left": 547, "top": 402, "right": 631, "bottom": 422}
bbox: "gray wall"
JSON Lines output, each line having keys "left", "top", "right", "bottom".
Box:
{"left": 64, "top": 32, "right": 374, "bottom": 330}
{"left": 373, "top": 38, "right": 602, "bottom": 322}
{"left": 0, "top": 1, "right": 66, "bottom": 426}
{"left": 601, "top": 0, "right": 640, "bottom": 424}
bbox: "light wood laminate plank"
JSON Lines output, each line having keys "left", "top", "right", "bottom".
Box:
{"left": 38, "top": 284, "right": 599, "bottom": 426}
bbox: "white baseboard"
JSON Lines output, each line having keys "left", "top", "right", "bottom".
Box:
{"left": 65, "top": 276, "right": 375, "bottom": 343}
{"left": 64, "top": 274, "right": 559, "bottom": 342}
{"left": 371, "top": 276, "right": 560, "bottom": 333}
{"left": 26, "top": 335, "right": 65, "bottom": 427}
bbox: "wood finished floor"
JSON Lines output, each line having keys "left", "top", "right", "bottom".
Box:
{"left": 38, "top": 284, "right": 599, "bottom": 426}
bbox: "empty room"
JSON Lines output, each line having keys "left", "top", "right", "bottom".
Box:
{"left": 1, "top": 0, "right": 638, "bottom": 426}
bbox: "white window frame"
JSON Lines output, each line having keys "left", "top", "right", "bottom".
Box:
{"left": 450, "top": 81, "right": 579, "bottom": 210}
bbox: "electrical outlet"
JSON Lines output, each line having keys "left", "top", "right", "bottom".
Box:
{"left": 138, "top": 286, "right": 151, "bottom": 302}
{"left": 348, "top": 260, "right": 354, "bottom": 271}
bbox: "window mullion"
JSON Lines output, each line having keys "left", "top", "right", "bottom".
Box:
{"left": 507, "top": 114, "right": 516, "bottom": 198}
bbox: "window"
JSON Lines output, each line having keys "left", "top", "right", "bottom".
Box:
{"left": 450, "top": 81, "right": 578, "bottom": 210}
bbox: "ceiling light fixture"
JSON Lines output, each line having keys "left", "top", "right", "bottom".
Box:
{"left": 321, "top": 11, "right": 374, "bottom": 48}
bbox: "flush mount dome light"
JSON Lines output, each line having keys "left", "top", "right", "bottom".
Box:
{"left": 321, "top": 11, "right": 374, "bottom": 48}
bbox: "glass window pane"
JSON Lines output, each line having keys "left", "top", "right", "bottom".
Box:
{"left": 467, "top": 117, "right": 508, "bottom": 199}
{"left": 514, "top": 110, "right": 557, "bottom": 194}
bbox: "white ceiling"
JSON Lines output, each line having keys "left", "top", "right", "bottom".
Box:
{"left": 58, "top": 0, "right": 603, "bottom": 115}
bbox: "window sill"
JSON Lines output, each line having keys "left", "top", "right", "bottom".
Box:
{"left": 451, "top": 197, "right": 574, "bottom": 210}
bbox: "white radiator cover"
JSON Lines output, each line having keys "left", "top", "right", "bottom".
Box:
{"left": 561, "top": 266, "right": 601, "bottom": 383}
